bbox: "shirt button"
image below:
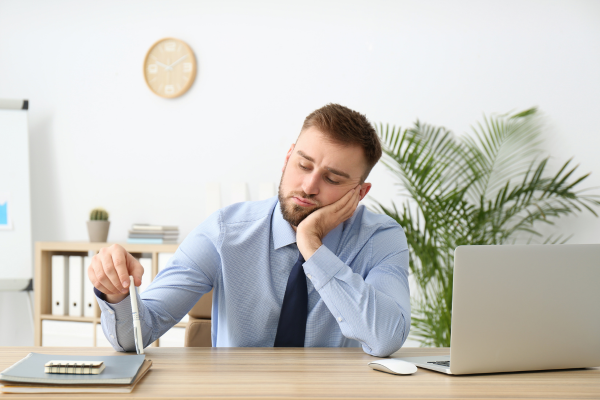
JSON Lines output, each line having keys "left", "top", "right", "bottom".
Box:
{"left": 338, "top": 317, "right": 343, "bottom": 322}
{"left": 108, "top": 310, "right": 114, "bottom": 314}
{"left": 306, "top": 274, "right": 312, "bottom": 279}
{"left": 110, "top": 334, "right": 114, "bottom": 339}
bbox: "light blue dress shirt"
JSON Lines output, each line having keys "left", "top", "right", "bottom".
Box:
{"left": 95, "top": 197, "right": 410, "bottom": 357}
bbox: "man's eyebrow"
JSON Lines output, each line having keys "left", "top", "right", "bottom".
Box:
{"left": 297, "top": 150, "right": 351, "bottom": 179}
{"left": 297, "top": 150, "right": 315, "bottom": 162}
{"left": 326, "top": 167, "right": 351, "bottom": 179}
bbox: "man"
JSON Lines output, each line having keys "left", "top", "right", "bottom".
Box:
{"left": 89, "top": 103, "right": 410, "bottom": 357}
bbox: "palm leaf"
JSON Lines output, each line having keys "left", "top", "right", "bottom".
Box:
{"left": 373, "top": 108, "right": 599, "bottom": 347}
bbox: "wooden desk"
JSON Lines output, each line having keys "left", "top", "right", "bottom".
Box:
{"left": 1, "top": 347, "right": 598, "bottom": 399}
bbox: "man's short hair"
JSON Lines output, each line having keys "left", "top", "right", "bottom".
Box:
{"left": 300, "top": 103, "right": 382, "bottom": 181}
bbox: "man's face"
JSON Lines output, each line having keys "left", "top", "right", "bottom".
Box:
{"left": 278, "top": 126, "right": 371, "bottom": 227}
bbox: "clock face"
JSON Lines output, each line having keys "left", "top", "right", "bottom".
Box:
{"left": 143, "top": 38, "right": 197, "bottom": 98}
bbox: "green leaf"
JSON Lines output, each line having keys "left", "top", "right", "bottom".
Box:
{"left": 374, "top": 108, "right": 599, "bottom": 347}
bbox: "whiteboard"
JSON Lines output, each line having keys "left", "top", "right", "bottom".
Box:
{"left": 0, "top": 101, "right": 33, "bottom": 284}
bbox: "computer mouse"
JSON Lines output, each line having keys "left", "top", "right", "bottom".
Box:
{"left": 368, "top": 358, "right": 417, "bottom": 375}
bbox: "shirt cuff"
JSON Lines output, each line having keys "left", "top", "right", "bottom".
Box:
{"left": 93, "top": 287, "right": 106, "bottom": 301}
{"left": 94, "top": 287, "right": 137, "bottom": 351}
{"left": 302, "top": 244, "right": 346, "bottom": 291}
{"left": 94, "top": 287, "right": 133, "bottom": 314}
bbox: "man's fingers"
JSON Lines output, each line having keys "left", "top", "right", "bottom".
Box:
{"left": 99, "top": 249, "right": 127, "bottom": 294}
{"left": 339, "top": 187, "right": 359, "bottom": 214}
{"left": 127, "top": 252, "right": 145, "bottom": 287}
{"left": 89, "top": 256, "right": 119, "bottom": 294}
{"left": 351, "top": 188, "right": 360, "bottom": 213}
{"left": 337, "top": 187, "right": 360, "bottom": 221}
{"left": 93, "top": 254, "right": 120, "bottom": 294}
{"left": 88, "top": 267, "right": 114, "bottom": 295}
{"left": 111, "top": 248, "right": 131, "bottom": 290}
{"left": 86, "top": 245, "right": 142, "bottom": 295}
{"left": 331, "top": 187, "right": 356, "bottom": 213}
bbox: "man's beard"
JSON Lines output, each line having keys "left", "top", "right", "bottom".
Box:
{"left": 278, "top": 174, "right": 321, "bottom": 227}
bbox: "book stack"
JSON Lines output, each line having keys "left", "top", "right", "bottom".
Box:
{"left": 127, "top": 224, "right": 179, "bottom": 244}
{"left": 0, "top": 353, "right": 151, "bottom": 394}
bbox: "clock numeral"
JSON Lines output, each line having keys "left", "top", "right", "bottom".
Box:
{"left": 183, "top": 62, "right": 192, "bottom": 73}
{"left": 148, "top": 64, "right": 158, "bottom": 74}
{"left": 165, "top": 85, "right": 175, "bottom": 95}
{"left": 164, "top": 42, "right": 176, "bottom": 52}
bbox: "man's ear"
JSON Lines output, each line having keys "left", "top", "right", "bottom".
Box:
{"left": 282, "top": 144, "right": 295, "bottom": 172}
{"left": 358, "top": 183, "right": 372, "bottom": 201}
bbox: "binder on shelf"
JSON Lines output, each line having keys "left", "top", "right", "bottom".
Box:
{"left": 51, "top": 256, "right": 68, "bottom": 316}
{"left": 138, "top": 258, "right": 152, "bottom": 293}
{"left": 68, "top": 256, "right": 83, "bottom": 317}
{"left": 83, "top": 256, "right": 95, "bottom": 318}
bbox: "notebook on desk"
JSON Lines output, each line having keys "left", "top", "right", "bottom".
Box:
{"left": 0, "top": 360, "right": 152, "bottom": 394}
{"left": 0, "top": 353, "right": 150, "bottom": 393}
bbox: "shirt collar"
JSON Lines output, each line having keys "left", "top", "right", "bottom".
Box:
{"left": 272, "top": 201, "right": 297, "bottom": 250}
{"left": 272, "top": 201, "right": 344, "bottom": 253}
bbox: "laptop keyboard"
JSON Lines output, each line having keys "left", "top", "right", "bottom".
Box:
{"left": 427, "top": 361, "right": 450, "bottom": 367}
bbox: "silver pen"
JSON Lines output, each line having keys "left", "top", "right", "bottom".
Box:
{"left": 129, "top": 276, "right": 144, "bottom": 354}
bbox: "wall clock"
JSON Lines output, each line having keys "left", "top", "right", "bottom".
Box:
{"left": 143, "top": 38, "right": 197, "bottom": 98}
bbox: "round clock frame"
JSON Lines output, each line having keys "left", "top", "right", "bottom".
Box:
{"left": 143, "top": 38, "right": 197, "bottom": 99}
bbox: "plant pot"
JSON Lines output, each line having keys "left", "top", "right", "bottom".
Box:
{"left": 87, "top": 221, "right": 110, "bottom": 242}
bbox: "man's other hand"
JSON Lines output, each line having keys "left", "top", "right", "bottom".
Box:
{"left": 296, "top": 185, "right": 361, "bottom": 260}
{"left": 87, "top": 244, "right": 144, "bottom": 304}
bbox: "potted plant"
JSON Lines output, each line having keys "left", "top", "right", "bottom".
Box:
{"left": 372, "top": 108, "right": 600, "bottom": 346}
{"left": 87, "top": 208, "right": 110, "bottom": 242}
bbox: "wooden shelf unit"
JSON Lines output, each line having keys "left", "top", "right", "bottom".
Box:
{"left": 34, "top": 241, "right": 181, "bottom": 347}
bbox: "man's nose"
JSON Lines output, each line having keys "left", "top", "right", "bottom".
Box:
{"left": 302, "top": 172, "right": 320, "bottom": 196}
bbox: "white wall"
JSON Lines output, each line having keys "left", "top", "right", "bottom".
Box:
{"left": 1, "top": 0, "right": 599, "bottom": 346}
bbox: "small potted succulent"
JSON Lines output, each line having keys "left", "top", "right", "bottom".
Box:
{"left": 87, "top": 208, "right": 110, "bottom": 242}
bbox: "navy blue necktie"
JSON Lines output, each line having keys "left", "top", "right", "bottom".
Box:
{"left": 274, "top": 252, "right": 308, "bottom": 347}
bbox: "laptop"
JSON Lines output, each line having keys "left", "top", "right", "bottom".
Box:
{"left": 398, "top": 244, "right": 600, "bottom": 375}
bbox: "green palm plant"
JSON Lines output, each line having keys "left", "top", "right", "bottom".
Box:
{"left": 372, "top": 108, "right": 600, "bottom": 347}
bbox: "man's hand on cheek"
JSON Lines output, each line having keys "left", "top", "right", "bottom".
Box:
{"left": 296, "top": 185, "right": 361, "bottom": 260}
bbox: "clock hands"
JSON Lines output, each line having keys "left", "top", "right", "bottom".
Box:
{"left": 168, "top": 55, "right": 188, "bottom": 69}
{"left": 152, "top": 55, "right": 188, "bottom": 72}
{"left": 154, "top": 60, "right": 170, "bottom": 70}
